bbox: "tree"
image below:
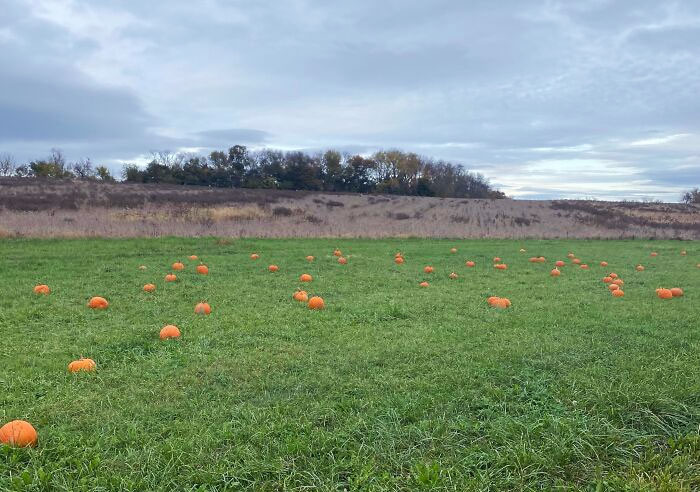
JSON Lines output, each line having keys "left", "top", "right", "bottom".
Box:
{"left": 0, "top": 153, "right": 16, "bottom": 176}
{"left": 122, "top": 164, "right": 144, "bottom": 182}
{"left": 72, "top": 158, "right": 95, "bottom": 179}
{"left": 95, "top": 166, "right": 115, "bottom": 182}
{"left": 28, "top": 149, "right": 73, "bottom": 178}
{"left": 681, "top": 188, "right": 700, "bottom": 204}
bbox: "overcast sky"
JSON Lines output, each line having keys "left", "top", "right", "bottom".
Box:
{"left": 2, "top": 0, "right": 699, "bottom": 200}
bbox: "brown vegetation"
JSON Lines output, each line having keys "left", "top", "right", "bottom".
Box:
{"left": 1, "top": 178, "right": 698, "bottom": 238}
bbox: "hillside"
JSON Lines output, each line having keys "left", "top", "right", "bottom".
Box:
{"left": 1, "top": 178, "right": 698, "bottom": 239}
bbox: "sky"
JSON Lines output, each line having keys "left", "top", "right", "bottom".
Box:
{"left": 1, "top": 0, "right": 699, "bottom": 200}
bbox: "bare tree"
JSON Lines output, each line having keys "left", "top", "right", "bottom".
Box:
{"left": 0, "top": 152, "right": 16, "bottom": 176}
{"left": 681, "top": 188, "right": 700, "bottom": 204}
{"left": 72, "top": 158, "right": 95, "bottom": 179}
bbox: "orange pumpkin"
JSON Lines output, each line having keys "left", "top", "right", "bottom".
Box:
{"left": 300, "top": 273, "right": 312, "bottom": 282}
{"left": 196, "top": 264, "right": 209, "bottom": 275}
{"left": 449, "top": 272, "right": 458, "bottom": 279}
{"left": 609, "top": 273, "right": 618, "bottom": 279}
{"left": 293, "top": 290, "right": 308, "bottom": 302}
{"left": 165, "top": 274, "right": 177, "bottom": 282}
{"left": 555, "top": 260, "right": 565, "bottom": 267}
{"left": 308, "top": 296, "right": 325, "bottom": 309}
{"left": 172, "top": 262, "right": 185, "bottom": 271}
{"left": 611, "top": 289, "right": 624, "bottom": 297}
{"left": 0, "top": 420, "right": 37, "bottom": 448}
{"left": 572, "top": 258, "right": 581, "bottom": 265}
{"left": 603, "top": 276, "right": 613, "bottom": 283}
{"left": 580, "top": 264, "right": 589, "bottom": 269}
{"left": 188, "top": 255, "right": 198, "bottom": 261}
{"left": 143, "top": 283, "right": 156, "bottom": 292}
{"left": 487, "top": 296, "right": 499, "bottom": 306}
{"left": 424, "top": 266, "right": 434, "bottom": 274}
{"left": 394, "top": 252, "right": 404, "bottom": 258}
{"left": 194, "top": 302, "right": 211, "bottom": 315}
{"left": 333, "top": 249, "right": 342, "bottom": 257}
{"left": 268, "top": 265, "right": 279, "bottom": 272}
{"left": 395, "top": 256, "right": 405, "bottom": 265}
{"left": 33, "top": 284, "right": 50, "bottom": 295}
{"left": 650, "top": 252, "right": 658, "bottom": 257}
{"left": 493, "top": 257, "right": 501, "bottom": 263}
{"left": 488, "top": 297, "right": 511, "bottom": 309}
{"left": 670, "top": 287, "right": 684, "bottom": 297}
{"left": 87, "top": 296, "right": 108, "bottom": 309}
{"left": 613, "top": 278, "right": 624, "bottom": 286}
{"left": 337, "top": 257, "right": 347, "bottom": 265}
{"left": 550, "top": 268, "right": 561, "bottom": 277}
{"left": 251, "top": 253, "right": 260, "bottom": 260}
{"left": 159, "top": 324, "right": 181, "bottom": 340}
{"left": 419, "top": 281, "right": 429, "bottom": 288}
{"left": 450, "top": 248, "right": 457, "bottom": 254}
{"left": 656, "top": 288, "right": 673, "bottom": 299}
{"left": 600, "top": 261, "right": 608, "bottom": 267}
{"left": 494, "top": 263, "right": 507, "bottom": 270}
{"left": 68, "top": 358, "right": 96, "bottom": 373}
{"left": 635, "top": 265, "right": 644, "bottom": 271}
{"left": 466, "top": 261, "right": 475, "bottom": 267}
{"left": 306, "top": 255, "right": 315, "bottom": 262}
{"left": 608, "top": 284, "right": 619, "bottom": 291}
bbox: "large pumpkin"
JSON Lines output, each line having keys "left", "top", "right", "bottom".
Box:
{"left": 159, "top": 324, "right": 181, "bottom": 339}
{"left": 143, "top": 283, "right": 156, "bottom": 292}
{"left": 611, "top": 289, "right": 624, "bottom": 297}
{"left": 165, "top": 273, "right": 177, "bottom": 282}
{"left": 68, "top": 358, "right": 96, "bottom": 373}
{"left": 194, "top": 302, "right": 211, "bottom": 315}
{"left": 172, "top": 262, "right": 185, "bottom": 271}
{"left": 0, "top": 420, "right": 38, "bottom": 448}
{"left": 670, "top": 287, "right": 684, "bottom": 297}
{"left": 308, "top": 296, "right": 325, "bottom": 309}
{"left": 33, "top": 284, "right": 50, "bottom": 295}
{"left": 300, "top": 273, "right": 313, "bottom": 282}
{"left": 196, "top": 264, "right": 209, "bottom": 275}
{"left": 88, "top": 297, "right": 109, "bottom": 309}
{"left": 293, "top": 290, "right": 308, "bottom": 302}
{"left": 656, "top": 288, "right": 673, "bottom": 299}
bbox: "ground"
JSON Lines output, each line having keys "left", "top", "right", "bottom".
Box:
{"left": 1, "top": 238, "right": 698, "bottom": 490}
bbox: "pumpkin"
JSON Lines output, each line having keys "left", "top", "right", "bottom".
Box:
{"left": 251, "top": 253, "right": 260, "bottom": 260}
{"left": 636, "top": 265, "right": 644, "bottom": 271}
{"left": 487, "top": 296, "right": 499, "bottom": 306}
{"left": 159, "top": 324, "right": 181, "bottom": 340}
{"left": 555, "top": 260, "right": 565, "bottom": 267}
{"left": 424, "top": 266, "right": 434, "bottom": 274}
{"left": 306, "top": 255, "right": 315, "bottom": 262}
{"left": 172, "top": 262, "right": 185, "bottom": 271}
{"left": 419, "top": 281, "right": 429, "bottom": 287}
{"left": 488, "top": 296, "right": 511, "bottom": 308}
{"left": 395, "top": 256, "right": 405, "bottom": 265}
{"left": 528, "top": 257, "right": 537, "bottom": 263}
{"left": 572, "top": 258, "right": 581, "bottom": 265}
{"left": 656, "top": 288, "right": 673, "bottom": 299}
{"left": 33, "top": 284, "right": 50, "bottom": 295}
{"left": 0, "top": 420, "right": 37, "bottom": 448}
{"left": 466, "top": 261, "right": 475, "bottom": 267}
{"left": 580, "top": 264, "right": 589, "bottom": 269}
{"left": 450, "top": 248, "right": 457, "bottom": 254}
{"left": 680, "top": 250, "right": 687, "bottom": 256}
{"left": 612, "top": 278, "right": 624, "bottom": 286}
{"left": 600, "top": 261, "right": 608, "bottom": 267}
{"left": 338, "top": 257, "right": 347, "bottom": 265}
{"left": 87, "top": 296, "right": 108, "bottom": 309}
{"left": 611, "top": 289, "right": 624, "bottom": 297}
{"left": 139, "top": 265, "right": 147, "bottom": 271}
{"left": 650, "top": 252, "right": 658, "bottom": 257}
{"left": 609, "top": 273, "right": 618, "bottom": 279}
{"left": 608, "top": 284, "right": 619, "bottom": 291}
{"left": 449, "top": 272, "right": 458, "bottom": 279}
{"left": 529, "top": 257, "right": 546, "bottom": 263}
{"left": 268, "top": 265, "right": 279, "bottom": 272}
{"left": 494, "top": 263, "right": 507, "bottom": 270}
{"left": 333, "top": 249, "right": 342, "bottom": 257}
{"left": 293, "top": 290, "right": 308, "bottom": 302}
{"left": 165, "top": 274, "right": 177, "bottom": 282}
{"left": 300, "top": 273, "right": 312, "bottom": 282}
{"left": 188, "top": 255, "right": 198, "bottom": 261}
{"left": 550, "top": 268, "right": 561, "bottom": 277}
{"left": 567, "top": 252, "right": 575, "bottom": 258}
{"left": 196, "top": 264, "right": 209, "bottom": 275}
{"left": 194, "top": 302, "right": 211, "bottom": 315}
{"left": 143, "top": 283, "right": 156, "bottom": 293}
{"left": 68, "top": 358, "right": 96, "bottom": 373}
{"left": 394, "top": 252, "right": 404, "bottom": 258}
{"left": 670, "top": 287, "right": 684, "bottom": 297}
{"left": 493, "top": 257, "right": 501, "bottom": 263}
{"left": 308, "top": 296, "right": 325, "bottom": 309}
{"left": 603, "top": 276, "right": 613, "bottom": 283}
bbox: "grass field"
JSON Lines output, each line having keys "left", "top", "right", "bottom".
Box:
{"left": 1, "top": 238, "right": 699, "bottom": 490}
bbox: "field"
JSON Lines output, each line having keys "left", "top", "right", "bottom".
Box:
{"left": 1, "top": 237, "right": 699, "bottom": 490}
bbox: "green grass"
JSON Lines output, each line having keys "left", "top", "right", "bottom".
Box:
{"left": 1, "top": 238, "right": 699, "bottom": 491}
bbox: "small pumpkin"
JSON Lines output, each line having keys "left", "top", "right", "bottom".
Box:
{"left": 449, "top": 272, "right": 458, "bottom": 279}
{"left": 608, "top": 284, "right": 619, "bottom": 291}
{"left": 196, "top": 264, "right": 209, "bottom": 275}
{"left": 600, "top": 261, "right": 608, "bottom": 267}
{"left": 337, "top": 257, "right": 347, "bottom": 265}
{"left": 419, "top": 281, "right": 429, "bottom": 288}
{"left": 613, "top": 278, "right": 624, "bottom": 286}
{"left": 611, "top": 289, "right": 624, "bottom": 297}
{"left": 172, "top": 262, "right": 185, "bottom": 271}
{"left": 609, "top": 273, "right": 618, "bottom": 279}
{"left": 466, "top": 261, "right": 475, "bottom": 267}
{"left": 550, "top": 268, "right": 561, "bottom": 277}
{"left": 308, "top": 296, "right": 325, "bottom": 309}
{"left": 306, "top": 255, "right": 315, "bottom": 262}
{"left": 251, "top": 253, "right": 260, "bottom": 260}
{"left": 165, "top": 273, "right": 177, "bottom": 282}
{"left": 636, "top": 265, "right": 644, "bottom": 271}
{"left": 333, "top": 249, "right": 342, "bottom": 257}
{"left": 603, "top": 276, "right": 613, "bottom": 283}
{"left": 572, "top": 258, "right": 581, "bottom": 265}
{"left": 293, "top": 290, "right": 308, "bottom": 302}
{"left": 87, "top": 296, "right": 108, "bottom": 309}
{"left": 650, "top": 252, "right": 658, "bottom": 257}
{"left": 680, "top": 250, "right": 687, "bottom": 256}
{"left": 493, "top": 257, "right": 501, "bottom": 263}
{"left": 0, "top": 420, "right": 38, "bottom": 448}
{"left": 300, "top": 273, "right": 312, "bottom": 282}
{"left": 424, "top": 266, "right": 434, "bottom": 274}
{"left": 188, "top": 255, "right": 198, "bottom": 261}
{"left": 555, "top": 260, "right": 565, "bottom": 267}
{"left": 159, "top": 324, "right": 181, "bottom": 340}
{"left": 268, "top": 265, "right": 279, "bottom": 272}
{"left": 494, "top": 263, "right": 507, "bottom": 270}
{"left": 139, "top": 265, "right": 147, "bottom": 271}
{"left": 488, "top": 296, "right": 511, "bottom": 309}
{"left": 656, "top": 288, "right": 673, "bottom": 299}
{"left": 194, "top": 302, "right": 211, "bottom": 315}
{"left": 68, "top": 358, "right": 96, "bottom": 373}
{"left": 33, "top": 284, "right": 50, "bottom": 295}
{"left": 580, "top": 264, "right": 589, "bottom": 269}
{"left": 395, "top": 256, "right": 405, "bottom": 265}
{"left": 567, "top": 253, "right": 575, "bottom": 259}
{"left": 670, "top": 287, "right": 683, "bottom": 297}
{"left": 450, "top": 248, "right": 457, "bottom": 254}
{"left": 519, "top": 248, "right": 526, "bottom": 253}
{"left": 143, "top": 283, "right": 156, "bottom": 292}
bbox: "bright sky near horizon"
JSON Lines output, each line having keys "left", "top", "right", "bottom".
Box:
{"left": 1, "top": 0, "right": 699, "bottom": 200}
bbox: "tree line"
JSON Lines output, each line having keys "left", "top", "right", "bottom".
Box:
{"left": 121, "top": 146, "right": 506, "bottom": 198}
{"left": 0, "top": 150, "right": 116, "bottom": 182}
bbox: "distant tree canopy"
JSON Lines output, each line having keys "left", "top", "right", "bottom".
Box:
{"left": 681, "top": 188, "right": 700, "bottom": 204}
{"left": 5, "top": 149, "right": 115, "bottom": 182}
{"left": 121, "top": 146, "right": 506, "bottom": 199}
